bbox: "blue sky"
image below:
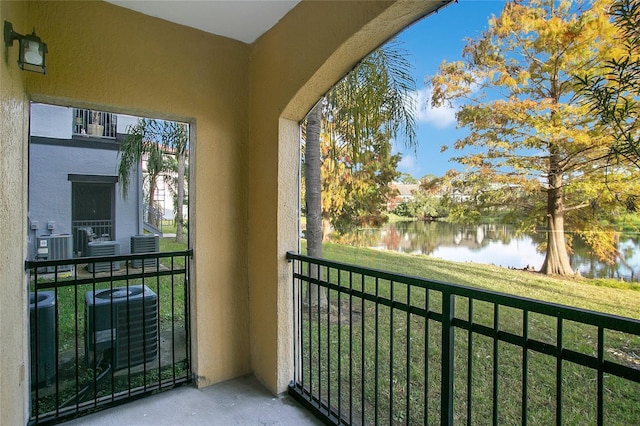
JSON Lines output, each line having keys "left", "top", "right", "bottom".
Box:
{"left": 394, "top": 1, "right": 507, "bottom": 179}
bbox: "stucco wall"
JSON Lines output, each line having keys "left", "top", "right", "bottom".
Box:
{"left": 0, "top": 2, "right": 30, "bottom": 424}
{"left": 248, "top": 0, "right": 449, "bottom": 394}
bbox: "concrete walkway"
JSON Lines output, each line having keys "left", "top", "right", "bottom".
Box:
{"left": 61, "top": 375, "right": 322, "bottom": 426}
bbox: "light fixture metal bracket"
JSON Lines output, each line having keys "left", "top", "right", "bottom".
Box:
{"left": 4, "top": 20, "right": 48, "bottom": 74}
{"left": 4, "top": 20, "right": 16, "bottom": 47}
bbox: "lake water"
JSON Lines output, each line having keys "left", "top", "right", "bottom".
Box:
{"left": 331, "top": 221, "right": 640, "bottom": 281}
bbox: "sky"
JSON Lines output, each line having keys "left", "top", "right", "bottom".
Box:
{"left": 394, "top": 0, "right": 507, "bottom": 179}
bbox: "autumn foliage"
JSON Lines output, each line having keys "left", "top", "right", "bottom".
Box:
{"left": 431, "top": 0, "right": 640, "bottom": 276}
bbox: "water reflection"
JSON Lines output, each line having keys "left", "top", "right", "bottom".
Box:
{"left": 332, "top": 221, "right": 640, "bottom": 281}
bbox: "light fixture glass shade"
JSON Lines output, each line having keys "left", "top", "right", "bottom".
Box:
{"left": 18, "top": 34, "right": 47, "bottom": 74}
{"left": 23, "top": 40, "right": 43, "bottom": 65}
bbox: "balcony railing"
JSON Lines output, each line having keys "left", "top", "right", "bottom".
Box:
{"left": 26, "top": 250, "right": 192, "bottom": 425}
{"left": 287, "top": 252, "right": 640, "bottom": 425}
{"left": 72, "top": 220, "right": 113, "bottom": 256}
{"left": 72, "top": 109, "right": 117, "bottom": 138}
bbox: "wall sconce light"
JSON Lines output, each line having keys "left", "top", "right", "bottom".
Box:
{"left": 4, "top": 20, "right": 47, "bottom": 74}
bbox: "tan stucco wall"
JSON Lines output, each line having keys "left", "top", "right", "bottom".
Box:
{"left": 26, "top": 0, "right": 254, "bottom": 388}
{"left": 248, "top": 0, "right": 448, "bottom": 393}
{"left": 0, "top": 0, "right": 446, "bottom": 421}
{"left": 2, "top": 1, "right": 253, "bottom": 415}
{"left": 1, "top": 3, "right": 30, "bottom": 424}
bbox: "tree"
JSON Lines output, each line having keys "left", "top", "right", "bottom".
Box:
{"left": 320, "top": 39, "right": 417, "bottom": 231}
{"left": 398, "top": 172, "right": 418, "bottom": 184}
{"left": 577, "top": 0, "right": 640, "bottom": 168}
{"left": 321, "top": 128, "right": 402, "bottom": 234}
{"left": 164, "top": 150, "right": 190, "bottom": 242}
{"left": 303, "top": 39, "right": 417, "bottom": 304}
{"left": 152, "top": 120, "right": 188, "bottom": 244}
{"left": 163, "top": 122, "right": 188, "bottom": 244}
{"left": 431, "top": 0, "right": 637, "bottom": 276}
{"left": 394, "top": 192, "right": 447, "bottom": 220}
{"left": 118, "top": 119, "right": 189, "bottom": 243}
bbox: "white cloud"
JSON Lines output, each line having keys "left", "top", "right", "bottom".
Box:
{"left": 397, "top": 153, "right": 422, "bottom": 176}
{"left": 410, "top": 87, "right": 457, "bottom": 129}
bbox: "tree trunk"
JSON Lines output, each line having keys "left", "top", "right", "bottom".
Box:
{"left": 147, "top": 175, "right": 157, "bottom": 227}
{"left": 175, "top": 152, "right": 186, "bottom": 244}
{"left": 305, "top": 102, "right": 327, "bottom": 307}
{"left": 322, "top": 212, "right": 332, "bottom": 242}
{"left": 539, "top": 166, "right": 574, "bottom": 276}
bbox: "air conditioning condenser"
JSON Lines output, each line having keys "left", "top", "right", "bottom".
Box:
{"left": 84, "top": 285, "right": 158, "bottom": 370}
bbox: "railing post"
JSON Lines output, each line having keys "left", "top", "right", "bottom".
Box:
{"left": 441, "top": 290, "right": 455, "bottom": 426}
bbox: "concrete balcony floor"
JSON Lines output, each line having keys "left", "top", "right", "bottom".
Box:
{"left": 61, "top": 375, "right": 322, "bottom": 426}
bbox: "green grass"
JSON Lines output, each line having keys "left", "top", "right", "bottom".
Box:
{"left": 614, "top": 213, "right": 640, "bottom": 233}
{"left": 157, "top": 220, "right": 177, "bottom": 235}
{"left": 159, "top": 237, "right": 189, "bottom": 258}
{"left": 298, "top": 241, "right": 640, "bottom": 425}
{"left": 386, "top": 213, "right": 417, "bottom": 223}
{"left": 309, "top": 241, "right": 640, "bottom": 319}
{"left": 151, "top": 219, "right": 189, "bottom": 237}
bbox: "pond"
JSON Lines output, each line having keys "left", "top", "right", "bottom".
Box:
{"left": 330, "top": 221, "right": 640, "bottom": 281}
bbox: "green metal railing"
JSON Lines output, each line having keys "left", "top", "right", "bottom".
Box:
{"left": 287, "top": 252, "right": 640, "bottom": 425}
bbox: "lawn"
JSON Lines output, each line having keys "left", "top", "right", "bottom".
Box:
{"left": 155, "top": 219, "right": 188, "bottom": 238}
{"left": 309, "top": 241, "right": 640, "bottom": 320}
{"left": 297, "top": 241, "right": 640, "bottom": 425}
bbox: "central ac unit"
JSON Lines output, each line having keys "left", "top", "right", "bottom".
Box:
{"left": 130, "top": 235, "right": 159, "bottom": 268}
{"left": 30, "top": 291, "right": 57, "bottom": 388}
{"left": 36, "top": 234, "right": 73, "bottom": 272}
{"left": 86, "top": 241, "right": 120, "bottom": 272}
{"left": 84, "top": 285, "right": 158, "bottom": 370}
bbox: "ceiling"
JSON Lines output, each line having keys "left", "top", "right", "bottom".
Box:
{"left": 105, "top": 1, "right": 301, "bottom": 44}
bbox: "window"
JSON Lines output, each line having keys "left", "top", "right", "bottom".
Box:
{"left": 72, "top": 108, "right": 117, "bottom": 138}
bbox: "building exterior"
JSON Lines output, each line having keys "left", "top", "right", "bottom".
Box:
{"left": 387, "top": 182, "right": 420, "bottom": 211}
{"left": 29, "top": 104, "right": 142, "bottom": 258}
{"left": 0, "top": 1, "right": 450, "bottom": 424}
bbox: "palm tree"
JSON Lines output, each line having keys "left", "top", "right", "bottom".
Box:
{"left": 164, "top": 154, "right": 190, "bottom": 242}
{"left": 303, "top": 38, "right": 418, "bottom": 306}
{"left": 118, "top": 119, "right": 189, "bottom": 243}
{"left": 164, "top": 122, "right": 188, "bottom": 244}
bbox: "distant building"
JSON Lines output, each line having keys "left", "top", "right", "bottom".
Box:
{"left": 387, "top": 182, "right": 420, "bottom": 211}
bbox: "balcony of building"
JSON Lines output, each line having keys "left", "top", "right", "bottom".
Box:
{"left": 6, "top": 1, "right": 638, "bottom": 426}
{"left": 61, "top": 375, "right": 321, "bottom": 426}
{"left": 27, "top": 250, "right": 640, "bottom": 425}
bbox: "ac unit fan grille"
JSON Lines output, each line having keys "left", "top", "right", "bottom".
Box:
{"left": 36, "top": 234, "right": 73, "bottom": 272}
{"left": 85, "top": 285, "right": 158, "bottom": 370}
{"left": 113, "top": 299, "right": 158, "bottom": 367}
{"left": 87, "top": 241, "right": 120, "bottom": 272}
{"left": 131, "top": 235, "right": 159, "bottom": 268}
